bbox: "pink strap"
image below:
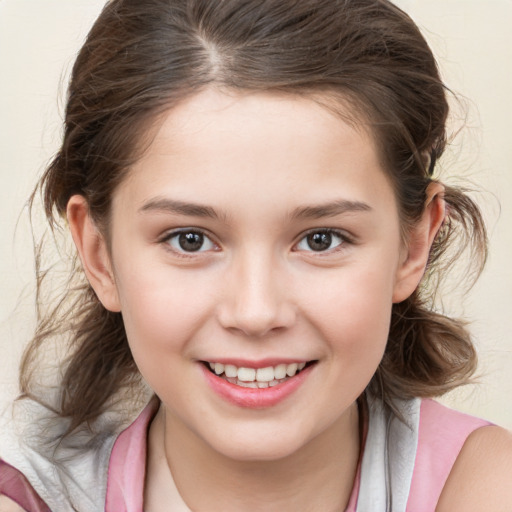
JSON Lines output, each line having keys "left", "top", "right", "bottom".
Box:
{"left": 407, "top": 399, "right": 491, "bottom": 511}
{"left": 344, "top": 401, "right": 368, "bottom": 512}
{"left": 105, "top": 396, "right": 362, "bottom": 512}
{"left": 344, "top": 463, "right": 361, "bottom": 512}
{"left": 0, "top": 460, "right": 50, "bottom": 512}
{"left": 105, "top": 398, "right": 160, "bottom": 512}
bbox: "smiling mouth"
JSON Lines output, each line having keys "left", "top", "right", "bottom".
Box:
{"left": 202, "top": 361, "right": 317, "bottom": 388}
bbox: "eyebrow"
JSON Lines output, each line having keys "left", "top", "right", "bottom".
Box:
{"left": 291, "top": 200, "right": 372, "bottom": 220}
{"left": 139, "top": 197, "right": 372, "bottom": 221}
{"left": 139, "top": 198, "right": 220, "bottom": 219}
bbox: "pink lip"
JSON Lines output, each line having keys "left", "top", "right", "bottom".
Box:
{"left": 200, "top": 362, "right": 315, "bottom": 409}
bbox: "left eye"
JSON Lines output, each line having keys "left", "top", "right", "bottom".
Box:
{"left": 296, "top": 230, "right": 345, "bottom": 252}
{"left": 165, "top": 230, "right": 216, "bottom": 253}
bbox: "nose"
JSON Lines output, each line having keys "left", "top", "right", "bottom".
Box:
{"left": 217, "top": 250, "right": 296, "bottom": 338}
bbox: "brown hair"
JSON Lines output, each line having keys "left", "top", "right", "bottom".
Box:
{"left": 22, "top": 0, "right": 487, "bottom": 431}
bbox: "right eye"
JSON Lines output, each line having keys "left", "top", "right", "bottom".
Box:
{"left": 295, "top": 229, "right": 347, "bottom": 253}
{"left": 163, "top": 229, "right": 217, "bottom": 253}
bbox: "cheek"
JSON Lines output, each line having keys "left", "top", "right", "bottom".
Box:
{"left": 113, "top": 262, "right": 218, "bottom": 358}
{"left": 114, "top": 274, "right": 201, "bottom": 400}
{"left": 301, "top": 264, "right": 395, "bottom": 358}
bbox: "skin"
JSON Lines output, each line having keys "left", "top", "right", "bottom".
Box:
{"left": 0, "top": 498, "right": 23, "bottom": 512}
{"left": 436, "top": 425, "right": 512, "bottom": 511}
{"left": 58, "top": 88, "right": 512, "bottom": 511}
{"left": 1, "top": 93, "right": 510, "bottom": 511}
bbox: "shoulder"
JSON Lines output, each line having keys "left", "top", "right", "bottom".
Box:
{"left": 437, "top": 425, "right": 512, "bottom": 511}
{"left": 0, "top": 496, "right": 26, "bottom": 512}
{"left": 406, "top": 399, "right": 494, "bottom": 511}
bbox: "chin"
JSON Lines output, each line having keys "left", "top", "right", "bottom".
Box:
{"left": 217, "top": 440, "right": 304, "bottom": 463}
{"left": 203, "top": 423, "right": 314, "bottom": 463}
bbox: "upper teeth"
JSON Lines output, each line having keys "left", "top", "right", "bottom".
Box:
{"left": 209, "top": 362, "right": 307, "bottom": 382}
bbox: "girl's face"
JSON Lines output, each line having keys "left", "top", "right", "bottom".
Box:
{"left": 100, "top": 89, "right": 420, "bottom": 461}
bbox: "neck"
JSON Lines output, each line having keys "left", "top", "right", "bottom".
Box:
{"left": 148, "top": 402, "right": 361, "bottom": 512}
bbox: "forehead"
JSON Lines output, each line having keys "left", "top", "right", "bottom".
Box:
{"left": 115, "top": 88, "right": 397, "bottom": 218}
{"left": 148, "top": 88, "right": 374, "bottom": 160}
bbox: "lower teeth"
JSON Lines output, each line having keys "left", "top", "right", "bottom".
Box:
{"left": 224, "top": 377, "right": 288, "bottom": 388}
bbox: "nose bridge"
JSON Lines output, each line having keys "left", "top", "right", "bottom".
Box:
{"left": 218, "top": 246, "right": 294, "bottom": 337}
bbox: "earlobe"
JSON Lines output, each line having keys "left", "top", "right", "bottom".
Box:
{"left": 392, "top": 182, "right": 446, "bottom": 303}
{"left": 66, "top": 195, "right": 121, "bottom": 312}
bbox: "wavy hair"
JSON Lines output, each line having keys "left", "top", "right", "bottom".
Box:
{"left": 21, "top": 0, "right": 486, "bottom": 431}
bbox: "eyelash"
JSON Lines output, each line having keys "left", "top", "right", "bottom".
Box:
{"left": 159, "top": 228, "right": 353, "bottom": 256}
{"left": 294, "top": 228, "right": 352, "bottom": 254}
{"left": 159, "top": 228, "right": 219, "bottom": 257}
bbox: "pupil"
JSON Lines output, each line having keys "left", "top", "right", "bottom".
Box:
{"left": 179, "top": 232, "right": 203, "bottom": 252}
{"left": 307, "top": 232, "right": 331, "bottom": 251}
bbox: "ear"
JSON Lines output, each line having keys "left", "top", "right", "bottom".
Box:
{"left": 392, "top": 182, "right": 446, "bottom": 303}
{"left": 67, "top": 195, "right": 121, "bottom": 312}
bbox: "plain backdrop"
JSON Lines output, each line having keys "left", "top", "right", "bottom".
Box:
{"left": 1, "top": 0, "right": 511, "bottom": 427}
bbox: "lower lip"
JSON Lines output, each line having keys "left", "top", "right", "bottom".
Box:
{"left": 201, "top": 364, "right": 315, "bottom": 409}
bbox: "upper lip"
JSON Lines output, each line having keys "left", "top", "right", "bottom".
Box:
{"left": 200, "top": 358, "right": 314, "bottom": 369}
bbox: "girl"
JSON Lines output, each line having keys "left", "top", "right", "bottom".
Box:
{"left": 1, "top": 0, "right": 511, "bottom": 510}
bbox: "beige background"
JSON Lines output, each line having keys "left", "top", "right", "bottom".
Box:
{"left": 1, "top": 0, "right": 511, "bottom": 426}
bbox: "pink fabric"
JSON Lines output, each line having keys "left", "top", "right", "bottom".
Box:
{"left": 105, "top": 398, "right": 160, "bottom": 512}
{"left": 0, "top": 460, "right": 51, "bottom": 512}
{"left": 344, "top": 461, "right": 361, "bottom": 512}
{"left": 406, "top": 399, "right": 491, "bottom": 511}
{"left": 344, "top": 406, "right": 367, "bottom": 512}
{"left": 105, "top": 397, "right": 361, "bottom": 511}
{"left": 0, "top": 398, "right": 492, "bottom": 510}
